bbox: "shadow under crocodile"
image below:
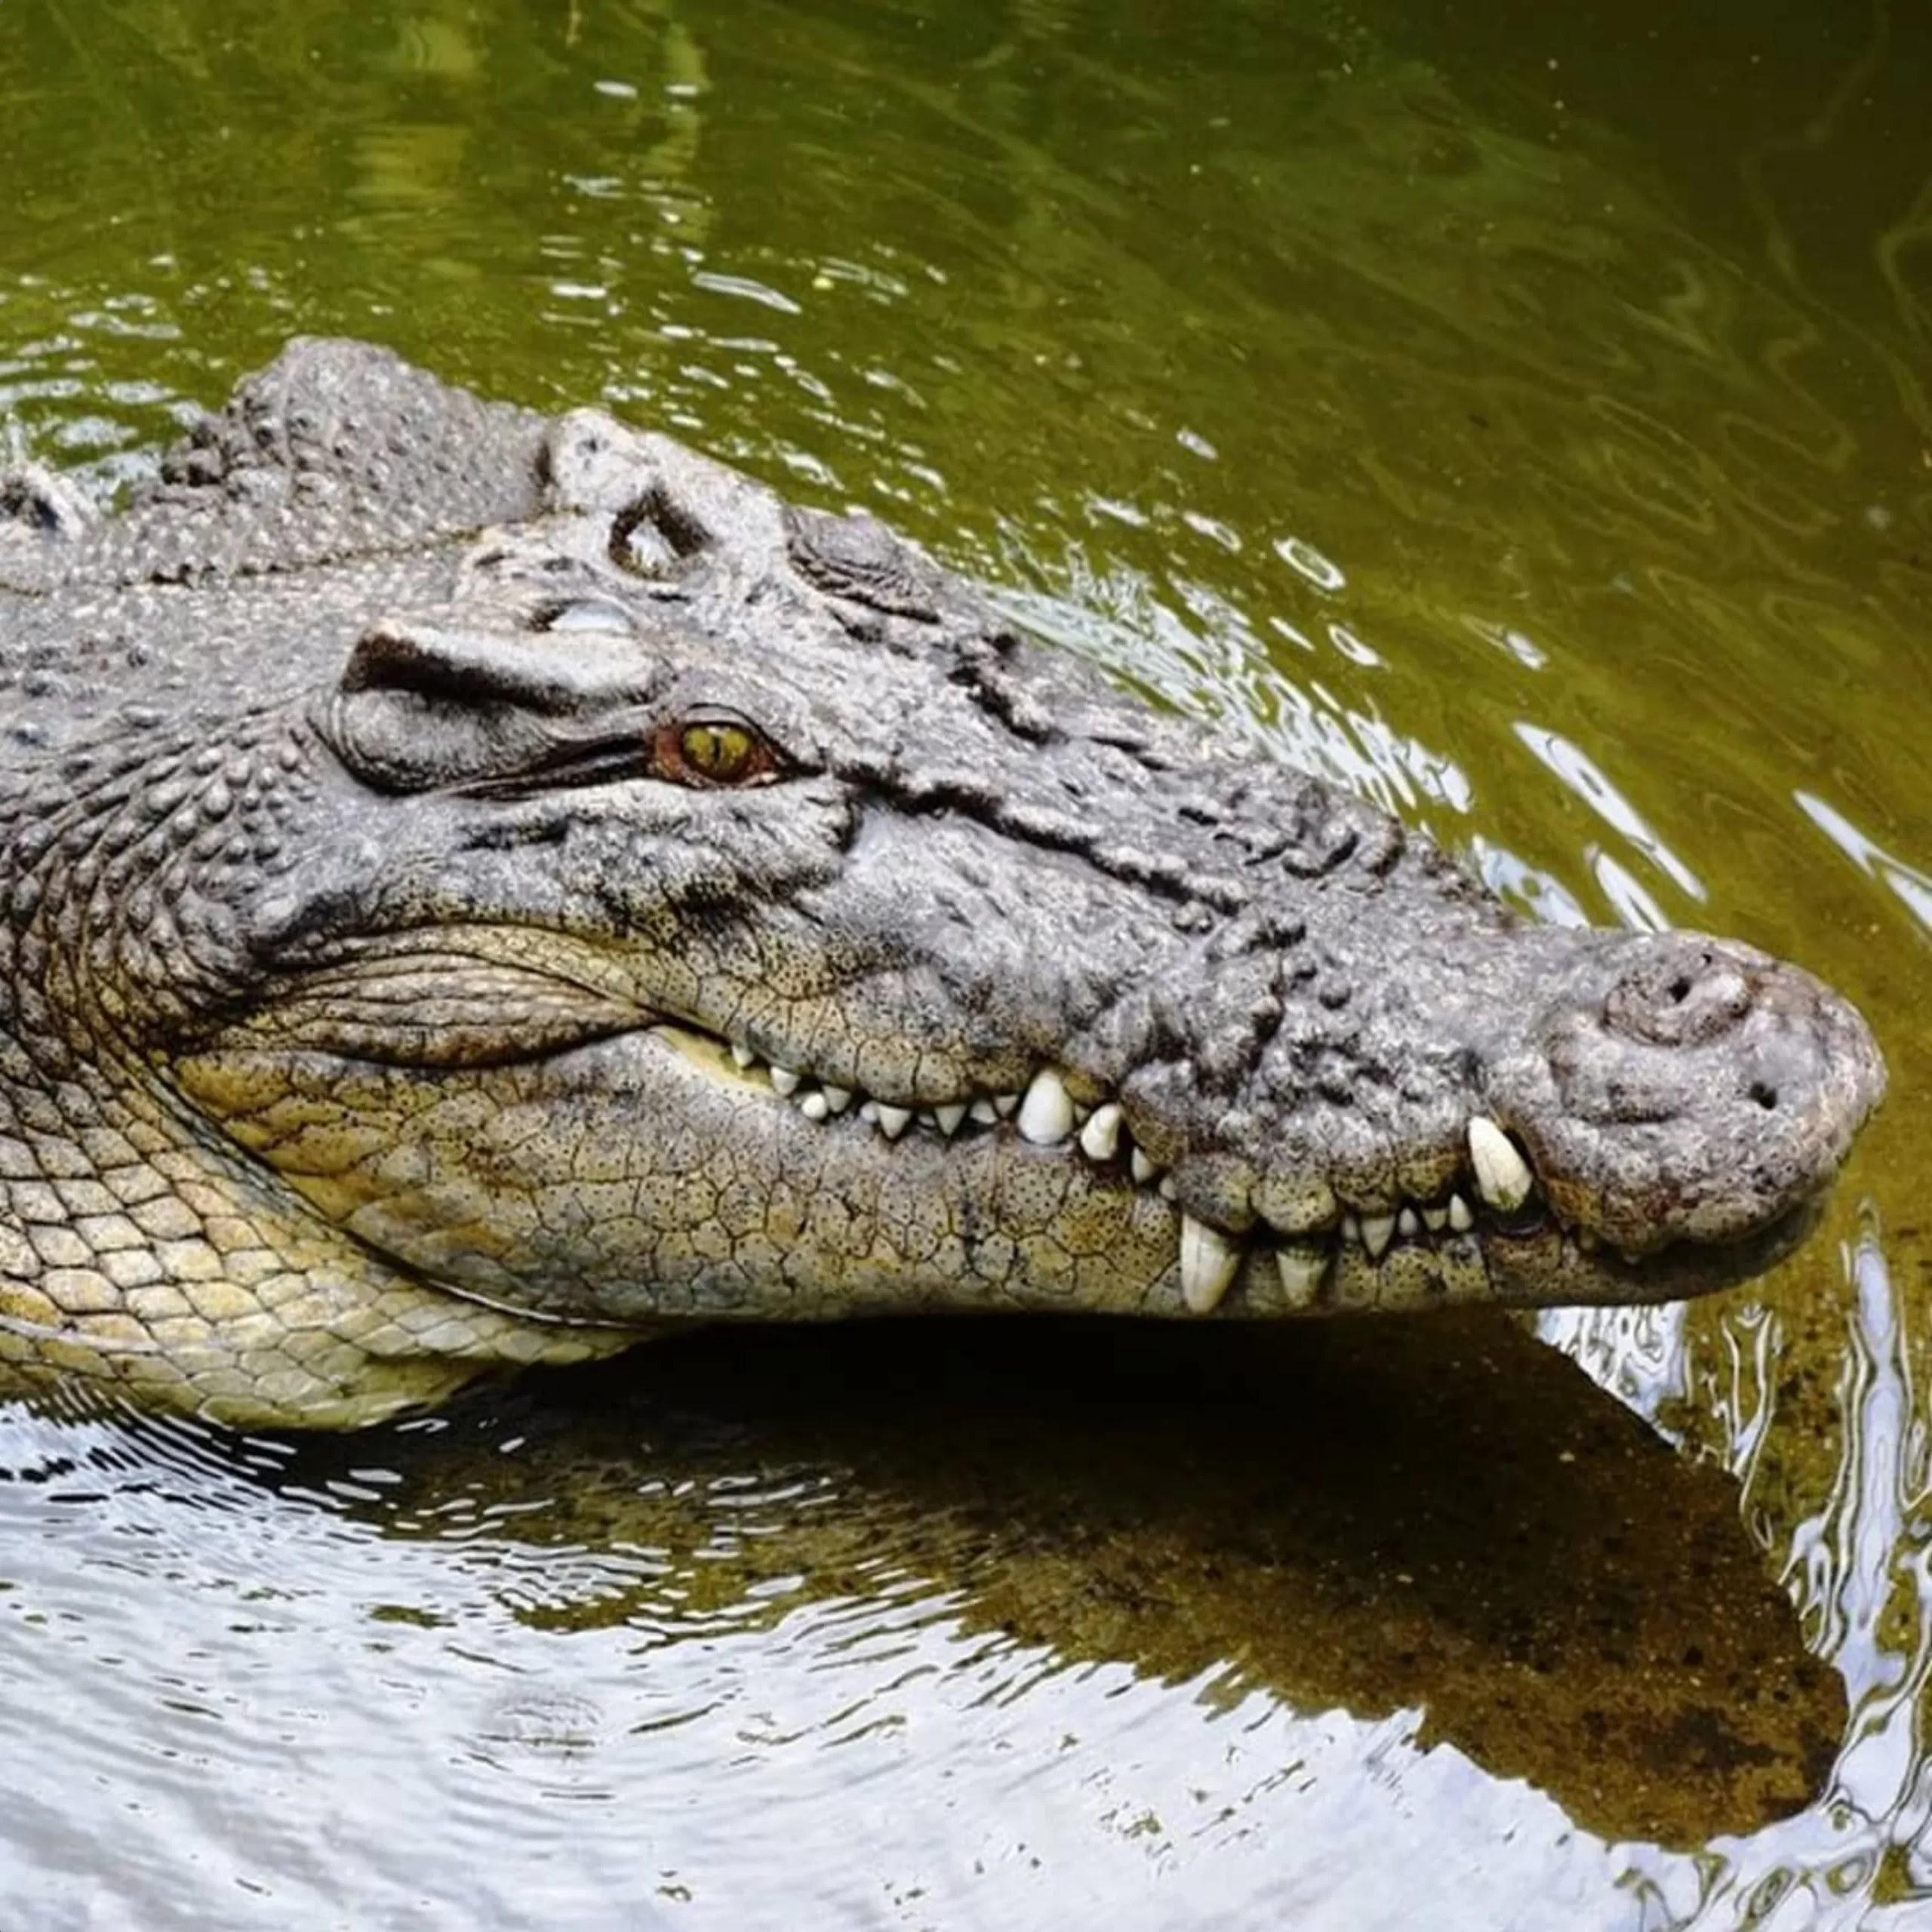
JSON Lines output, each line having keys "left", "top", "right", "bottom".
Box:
{"left": 229, "top": 1307, "right": 1840, "bottom": 1850}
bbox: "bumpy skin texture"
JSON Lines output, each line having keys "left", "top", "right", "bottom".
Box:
{"left": 0, "top": 341, "right": 1887, "bottom": 1426}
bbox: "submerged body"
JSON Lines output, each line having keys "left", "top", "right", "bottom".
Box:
{"left": 0, "top": 342, "right": 1885, "bottom": 1426}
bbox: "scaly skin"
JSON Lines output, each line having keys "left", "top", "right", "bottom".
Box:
{"left": 0, "top": 342, "right": 1887, "bottom": 1426}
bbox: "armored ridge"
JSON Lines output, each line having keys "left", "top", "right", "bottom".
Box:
{"left": 0, "top": 340, "right": 1886, "bottom": 1426}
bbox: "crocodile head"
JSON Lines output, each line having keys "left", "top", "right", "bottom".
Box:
{"left": 0, "top": 343, "right": 1886, "bottom": 1423}
{"left": 162, "top": 358, "right": 1883, "bottom": 1327}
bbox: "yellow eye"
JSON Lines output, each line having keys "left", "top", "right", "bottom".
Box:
{"left": 680, "top": 721, "right": 756, "bottom": 780}
{"left": 660, "top": 717, "right": 778, "bottom": 787}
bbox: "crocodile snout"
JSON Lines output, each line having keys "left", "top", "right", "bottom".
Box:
{"left": 1490, "top": 932, "right": 1886, "bottom": 1252}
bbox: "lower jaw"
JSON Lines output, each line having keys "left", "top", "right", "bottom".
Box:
{"left": 1484, "top": 1193, "right": 1826, "bottom": 1309}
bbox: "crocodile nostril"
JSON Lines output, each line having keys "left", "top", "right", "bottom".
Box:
{"left": 1604, "top": 943, "right": 1754, "bottom": 1048}
{"left": 1750, "top": 1081, "right": 1780, "bottom": 1110}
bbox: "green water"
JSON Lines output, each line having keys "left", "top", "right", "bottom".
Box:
{"left": 0, "top": 0, "right": 1927, "bottom": 1924}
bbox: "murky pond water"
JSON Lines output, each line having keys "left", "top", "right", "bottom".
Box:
{"left": 0, "top": 0, "right": 1927, "bottom": 1924}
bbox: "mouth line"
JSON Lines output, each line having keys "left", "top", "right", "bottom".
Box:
{"left": 635, "top": 1020, "right": 1801, "bottom": 1316}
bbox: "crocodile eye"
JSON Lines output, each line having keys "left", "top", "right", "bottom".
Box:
{"left": 652, "top": 716, "right": 780, "bottom": 787}
{"left": 683, "top": 721, "right": 757, "bottom": 779}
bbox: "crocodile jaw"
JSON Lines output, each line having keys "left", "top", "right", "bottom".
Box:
{"left": 174, "top": 943, "right": 1881, "bottom": 1328}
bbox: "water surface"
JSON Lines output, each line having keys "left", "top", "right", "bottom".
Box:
{"left": 0, "top": 0, "right": 1927, "bottom": 1925}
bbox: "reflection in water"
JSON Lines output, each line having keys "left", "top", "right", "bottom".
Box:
{"left": 1777, "top": 1218, "right": 1932, "bottom": 1915}
{"left": 1797, "top": 792, "right": 1932, "bottom": 940}
{"left": 0, "top": 0, "right": 1928, "bottom": 1921}
{"left": 1512, "top": 723, "right": 1706, "bottom": 908}
{"left": 1550, "top": 1217, "right": 1932, "bottom": 1925}
{"left": 1274, "top": 533, "right": 1347, "bottom": 592}
{"left": 0, "top": 1316, "right": 1847, "bottom": 1924}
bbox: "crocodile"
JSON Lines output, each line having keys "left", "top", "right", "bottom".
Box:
{"left": 0, "top": 340, "right": 1886, "bottom": 1427}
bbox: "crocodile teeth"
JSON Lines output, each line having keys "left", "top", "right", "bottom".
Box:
{"left": 731, "top": 1039, "right": 1580, "bottom": 1269}
{"left": 1276, "top": 1242, "right": 1330, "bottom": 1307}
{"left": 1017, "top": 1068, "right": 1075, "bottom": 1146}
{"left": 1180, "top": 1215, "right": 1241, "bottom": 1314}
{"left": 1467, "top": 1115, "right": 1534, "bottom": 1212}
{"left": 1078, "top": 1103, "right": 1122, "bottom": 1163}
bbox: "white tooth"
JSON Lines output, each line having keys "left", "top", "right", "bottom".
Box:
{"left": 934, "top": 1102, "right": 968, "bottom": 1137}
{"left": 875, "top": 1103, "right": 912, "bottom": 1140}
{"left": 1017, "top": 1068, "right": 1076, "bottom": 1146}
{"left": 1422, "top": 1204, "right": 1448, "bottom": 1233}
{"left": 769, "top": 1065, "right": 801, "bottom": 1097}
{"left": 1275, "top": 1242, "right": 1331, "bottom": 1307}
{"left": 1131, "top": 1149, "right": 1161, "bottom": 1186}
{"left": 1398, "top": 1207, "right": 1420, "bottom": 1240}
{"left": 798, "top": 1091, "right": 829, "bottom": 1122}
{"left": 1578, "top": 1227, "right": 1598, "bottom": 1254}
{"left": 1180, "top": 1215, "right": 1241, "bottom": 1314}
{"left": 731, "top": 1041, "right": 758, "bottom": 1069}
{"left": 917, "top": 1109, "right": 939, "bottom": 1129}
{"left": 992, "top": 1092, "right": 1020, "bottom": 1117}
{"left": 1361, "top": 1212, "right": 1395, "bottom": 1261}
{"left": 1448, "top": 1192, "right": 1474, "bottom": 1234}
{"left": 822, "top": 1085, "right": 853, "bottom": 1115}
{"left": 1158, "top": 1175, "right": 1178, "bottom": 1201}
{"left": 1467, "top": 1115, "right": 1534, "bottom": 1212}
{"left": 969, "top": 1097, "right": 1000, "bottom": 1125}
{"left": 1078, "top": 1103, "right": 1122, "bottom": 1162}
{"left": 1342, "top": 1212, "right": 1361, "bottom": 1246}
{"left": 858, "top": 1100, "right": 879, "bottom": 1124}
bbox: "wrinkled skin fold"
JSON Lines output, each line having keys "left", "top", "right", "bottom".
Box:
{"left": 0, "top": 341, "right": 1887, "bottom": 1426}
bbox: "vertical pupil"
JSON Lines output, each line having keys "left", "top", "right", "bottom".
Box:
{"left": 686, "top": 724, "right": 744, "bottom": 776}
